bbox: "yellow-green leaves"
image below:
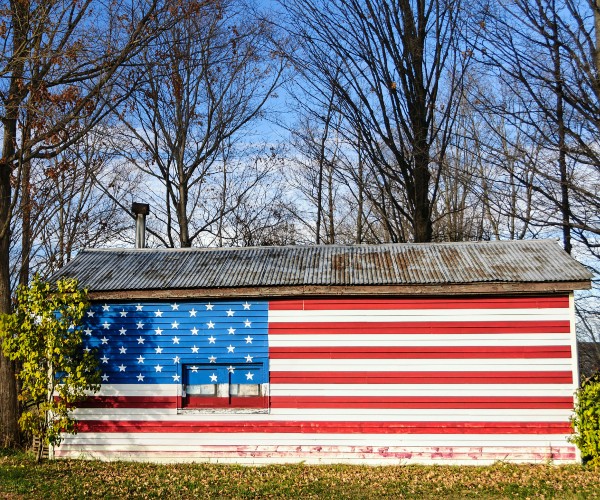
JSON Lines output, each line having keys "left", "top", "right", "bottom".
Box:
{"left": 0, "top": 276, "right": 101, "bottom": 461}
{"left": 570, "top": 373, "right": 600, "bottom": 465}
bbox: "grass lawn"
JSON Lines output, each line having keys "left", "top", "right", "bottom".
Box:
{"left": 1, "top": 450, "right": 599, "bottom": 499}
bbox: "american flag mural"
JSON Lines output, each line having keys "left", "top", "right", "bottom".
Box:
{"left": 57, "top": 295, "right": 579, "bottom": 464}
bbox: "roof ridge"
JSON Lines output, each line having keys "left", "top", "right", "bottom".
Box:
{"left": 80, "top": 239, "right": 560, "bottom": 254}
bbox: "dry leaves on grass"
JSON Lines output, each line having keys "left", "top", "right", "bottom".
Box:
{"left": 1, "top": 452, "right": 600, "bottom": 499}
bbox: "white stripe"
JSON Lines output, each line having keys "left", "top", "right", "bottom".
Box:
{"left": 91, "top": 383, "right": 575, "bottom": 398}
{"left": 59, "top": 432, "right": 573, "bottom": 448}
{"left": 269, "top": 358, "right": 572, "bottom": 372}
{"left": 268, "top": 308, "right": 570, "bottom": 322}
{"left": 72, "top": 407, "right": 573, "bottom": 422}
{"left": 269, "top": 334, "right": 572, "bottom": 347}
{"left": 270, "top": 384, "right": 575, "bottom": 397}
{"left": 93, "top": 384, "right": 176, "bottom": 397}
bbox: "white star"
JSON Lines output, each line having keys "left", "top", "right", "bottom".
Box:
{"left": 227, "top": 365, "right": 235, "bottom": 373}
{"left": 226, "top": 309, "right": 235, "bottom": 317}
{"left": 171, "top": 303, "right": 179, "bottom": 310}
{"left": 137, "top": 336, "right": 145, "bottom": 344}
{"left": 191, "top": 366, "right": 199, "bottom": 372}
{"left": 205, "top": 303, "right": 214, "bottom": 311}
{"left": 119, "top": 346, "right": 127, "bottom": 354}
{"left": 102, "top": 304, "right": 110, "bottom": 311}
{"left": 171, "top": 321, "right": 179, "bottom": 329}
{"left": 191, "top": 327, "right": 199, "bottom": 335}
{"left": 84, "top": 346, "right": 91, "bottom": 353}
{"left": 155, "top": 309, "right": 163, "bottom": 317}
{"left": 245, "top": 354, "right": 253, "bottom": 363}
{"left": 208, "top": 336, "right": 216, "bottom": 344}
{"left": 101, "top": 336, "right": 109, "bottom": 344}
{"left": 136, "top": 303, "right": 143, "bottom": 311}
{"left": 209, "top": 373, "right": 217, "bottom": 382}
{"left": 172, "top": 356, "right": 180, "bottom": 364}
{"left": 87, "top": 310, "right": 95, "bottom": 317}
{"left": 245, "top": 335, "right": 253, "bottom": 344}
{"left": 137, "top": 355, "right": 145, "bottom": 363}
{"left": 244, "top": 319, "right": 252, "bottom": 328}
{"left": 155, "top": 327, "right": 163, "bottom": 335}
{"left": 228, "top": 327, "right": 236, "bottom": 335}
{"left": 207, "top": 321, "right": 215, "bottom": 329}
{"left": 208, "top": 355, "right": 217, "bottom": 363}
{"left": 136, "top": 373, "right": 145, "bottom": 382}
{"left": 120, "top": 309, "right": 128, "bottom": 317}
{"left": 118, "top": 364, "right": 126, "bottom": 372}
{"left": 227, "top": 345, "right": 235, "bottom": 353}
{"left": 172, "top": 336, "right": 180, "bottom": 344}
{"left": 155, "top": 346, "right": 163, "bottom": 354}
{"left": 68, "top": 324, "right": 75, "bottom": 330}
{"left": 172, "top": 374, "right": 180, "bottom": 382}
{"left": 100, "top": 355, "right": 109, "bottom": 364}
{"left": 101, "top": 374, "right": 110, "bottom": 382}
{"left": 155, "top": 364, "right": 163, "bottom": 373}
{"left": 191, "top": 345, "right": 199, "bottom": 353}
{"left": 119, "top": 327, "right": 127, "bottom": 335}
{"left": 103, "top": 322, "right": 110, "bottom": 329}
{"left": 189, "top": 309, "right": 197, "bottom": 317}
{"left": 243, "top": 302, "right": 251, "bottom": 310}
{"left": 84, "top": 328, "right": 92, "bottom": 336}
{"left": 137, "top": 321, "right": 144, "bottom": 329}
{"left": 245, "top": 372, "right": 254, "bottom": 380}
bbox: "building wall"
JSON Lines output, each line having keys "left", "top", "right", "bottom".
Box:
{"left": 55, "top": 295, "right": 579, "bottom": 464}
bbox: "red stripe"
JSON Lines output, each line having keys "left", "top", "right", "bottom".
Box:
{"left": 79, "top": 396, "right": 176, "bottom": 408}
{"left": 76, "top": 420, "right": 572, "bottom": 435}
{"left": 78, "top": 395, "right": 574, "bottom": 410}
{"left": 269, "top": 296, "right": 569, "bottom": 311}
{"left": 269, "top": 346, "right": 572, "bottom": 359}
{"left": 270, "top": 396, "right": 575, "bottom": 409}
{"left": 268, "top": 321, "right": 570, "bottom": 335}
{"left": 270, "top": 371, "right": 573, "bottom": 384}
{"left": 183, "top": 396, "right": 267, "bottom": 409}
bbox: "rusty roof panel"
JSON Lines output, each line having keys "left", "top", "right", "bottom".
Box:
{"left": 50, "top": 240, "right": 592, "bottom": 292}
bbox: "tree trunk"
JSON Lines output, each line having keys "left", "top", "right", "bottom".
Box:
{"left": 413, "top": 145, "right": 433, "bottom": 242}
{"left": 0, "top": 0, "right": 30, "bottom": 448}
{"left": 19, "top": 131, "right": 32, "bottom": 286}
{"left": 551, "top": 8, "right": 571, "bottom": 254}
{"left": 594, "top": 1, "right": 600, "bottom": 88}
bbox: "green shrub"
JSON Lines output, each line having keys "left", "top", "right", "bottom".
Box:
{"left": 0, "top": 276, "right": 100, "bottom": 462}
{"left": 570, "top": 373, "right": 600, "bottom": 465}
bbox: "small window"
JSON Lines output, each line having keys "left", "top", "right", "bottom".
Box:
{"left": 187, "top": 384, "right": 217, "bottom": 396}
{"left": 181, "top": 364, "right": 267, "bottom": 409}
{"left": 230, "top": 384, "right": 260, "bottom": 397}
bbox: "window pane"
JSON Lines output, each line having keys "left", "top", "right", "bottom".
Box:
{"left": 186, "top": 384, "right": 217, "bottom": 396}
{"left": 230, "top": 384, "right": 260, "bottom": 397}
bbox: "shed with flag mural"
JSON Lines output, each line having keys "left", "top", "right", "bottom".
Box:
{"left": 49, "top": 240, "right": 592, "bottom": 464}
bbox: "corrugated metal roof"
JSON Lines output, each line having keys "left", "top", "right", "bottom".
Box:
{"left": 49, "top": 240, "right": 592, "bottom": 293}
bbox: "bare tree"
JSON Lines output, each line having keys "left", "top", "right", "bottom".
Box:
{"left": 283, "top": 0, "right": 476, "bottom": 242}
{"left": 117, "top": 0, "right": 284, "bottom": 248}
{"left": 474, "top": 0, "right": 600, "bottom": 250}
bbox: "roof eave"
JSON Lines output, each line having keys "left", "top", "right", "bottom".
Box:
{"left": 87, "top": 280, "right": 591, "bottom": 301}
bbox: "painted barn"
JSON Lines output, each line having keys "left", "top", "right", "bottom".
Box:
{"left": 50, "top": 240, "right": 591, "bottom": 464}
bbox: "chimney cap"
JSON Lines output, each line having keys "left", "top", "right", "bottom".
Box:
{"left": 132, "top": 202, "right": 150, "bottom": 216}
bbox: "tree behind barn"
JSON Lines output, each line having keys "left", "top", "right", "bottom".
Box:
{"left": 116, "top": 0, "right": 284, "bottom": 248}
{"left": 0, "top": 0, "right": 170, "bottom": 448}
{"left": 283, "top": 0, "right": 477, "bottom": 242}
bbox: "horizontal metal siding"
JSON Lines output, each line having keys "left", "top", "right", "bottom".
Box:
{"left": 55, "top": 295, "right": 579, "bottom": 464}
